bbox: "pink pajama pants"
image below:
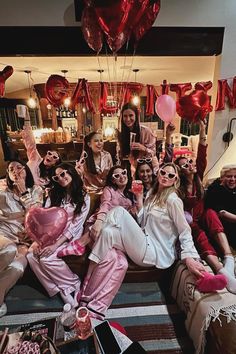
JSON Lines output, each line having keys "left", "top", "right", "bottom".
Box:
{"left": 80, "top": 248, "right": 128, "bottom": 320}
{"left": 27, "top": 243, "right": 81, "bottom": 297}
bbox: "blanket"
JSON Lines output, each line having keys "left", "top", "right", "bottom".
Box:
{"left": 170, "top": 262, "right": 236, "bottom": 354}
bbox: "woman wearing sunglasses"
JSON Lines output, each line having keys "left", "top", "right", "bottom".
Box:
{"left": 27, "top": 163, "right": 90, "bottom": 307}
{"left": 57, "top": 165, "right": 135, "bottom": 257}
{"left": 174, "top": 120, "right": 236, "bottom": 294}
{"left": 80, "top": 163, "right": 225, "bottom": 319}
{"left": 22, "top": 110, "right": 62, "bottom": 187}
{"left": 0, "top": 159, "right": 43, "bottom": 317}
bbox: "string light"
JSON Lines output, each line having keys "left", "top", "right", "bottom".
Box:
{"left": 25, "top": 70, "right": 37, "bottom": 109}
{"left": 61, "top": 70, "right": 71, "bottom": 107}
{"left": 132, "top": 69, "right": 140, "bottom": 106}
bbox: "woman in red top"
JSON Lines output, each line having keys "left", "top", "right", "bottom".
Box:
{"left": 175, "top": 120, "right": 236, "bottom": 294}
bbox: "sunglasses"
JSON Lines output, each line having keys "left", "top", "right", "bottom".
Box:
{"left": 47, "top": 151, "right": 59, "bottom": 160}
{"left": 159, "top": 169, "right": 176, "bottom": 180}
{"left": 52, "top": 170, "right": 68, "bottom": 182}
{"left": 112, "top": 169, "right": 127, "bottom": 180}
{"left": 76, "top": 151, "right": 88, "bottom": 165}
{"left": 180, "top": 159, "right": 194, "bottom": 169}
{"left": 137, "top": 158, "right": 152, "bottom": 164}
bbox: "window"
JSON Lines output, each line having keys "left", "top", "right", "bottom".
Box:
{"left": 140, "top": 96, "right": 164, "bottom": 130}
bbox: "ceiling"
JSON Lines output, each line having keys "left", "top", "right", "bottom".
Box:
{"left": 1, "top": 55, "right": 216, "bottom": 96}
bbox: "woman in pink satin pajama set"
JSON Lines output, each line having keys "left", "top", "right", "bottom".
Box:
{"left": 27, "top": 163, "right": 90, "bottom": 307}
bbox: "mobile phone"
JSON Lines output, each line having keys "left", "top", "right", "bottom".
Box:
{"left": 93, "top": 321, "right": 121, "bottom": 354}
{"left": 122, "top": 341, "right": 147, "bottom": 353}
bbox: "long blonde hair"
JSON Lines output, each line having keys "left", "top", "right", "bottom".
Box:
{"left": 145, "top": 163, "right": 180, "bottom": 208}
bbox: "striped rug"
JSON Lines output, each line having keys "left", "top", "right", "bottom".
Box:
{"left": 106, "top": 282, "right": 194, "bottom": 354}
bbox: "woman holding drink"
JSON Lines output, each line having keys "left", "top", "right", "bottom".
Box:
{"left": 117, "top": 102, "right": 158, "bottom": 174}
{"left": 88, "top": 163, "right": 227, "bottom": 289}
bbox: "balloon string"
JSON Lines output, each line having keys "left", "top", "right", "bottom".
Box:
{"left": 104, "top": 43, "right": 114, "bottom": 102}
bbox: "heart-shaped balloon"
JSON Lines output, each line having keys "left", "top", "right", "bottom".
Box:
{"left": 0, "top": 66, "right": 14, "bottom": 97}
{"left": 95, "top": 0, "right": 132, "bottom": 40}
{"left": 45, "top": 75, "right": 70, "bottom": 107}
{"left": 82, "top": 6, "right": 103, "bottom": 53}
{"left": 133, "top": 0, "right": 161, "bottom": 44}
{"left": 25, "top": 207, "right": 68, "bottom": 248}
{"left": 177, "top": 89, "right": 213, "bottom": 123}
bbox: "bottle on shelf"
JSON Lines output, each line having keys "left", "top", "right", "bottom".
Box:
{"left": 62, "top": 109, "right": 67, "bottom": 118}
{"left": 60, "top": 303, "right": 77, "bottom": 341}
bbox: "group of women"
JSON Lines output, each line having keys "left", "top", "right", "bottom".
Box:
{"left": 0, "top": 102, "right": 235, "bottom": 321}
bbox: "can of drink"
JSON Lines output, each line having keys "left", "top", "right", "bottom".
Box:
{"left": 131, "top": 180, "right": 143, "bottom": 194}
{"left": 75, "top": 307, "right": 92, "bottom": 340}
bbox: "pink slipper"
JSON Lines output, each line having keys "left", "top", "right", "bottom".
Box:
{"left": 196, "top": 272, "right": 227, "bottom": 293}
{"left": 57, "top": 240, "right": 86, "bottom": 257}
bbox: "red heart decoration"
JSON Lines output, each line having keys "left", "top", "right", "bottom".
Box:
{"left": 25, "top": 207, "right": 68, "bottom": 247}
{"left": 133, "top": 0, "right": 161, "bottom": 44}
{"left": 95, "top": 0, "right": 132, "bottom": 40}
{"left": 0, "top": 66, "right": 14, "bottom": 97}
{"left": 45, "top": 75, "right": 70, "bottom": 107}
{"left": 177, "top": 89, "right": 213, "bottom": 123}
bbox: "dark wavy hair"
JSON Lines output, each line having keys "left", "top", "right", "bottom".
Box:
{"left": 49, "top": 162, "right": 86, "bottom": 217}
{"left": 83, "top": 131, "right": 102, "bottom": 175}
{"left": 174, "top": 156, "right": 204, "bottom": 200}
{"left": 39, "top": 151, "right": 62, "bottom": 180}
{"left": 135, "top": 161, "right": 156, "bottom": 190}
{"left": 118, "top": 102, "right": 141, "bottom": 158}
{"left": 106, "top": 165, "right": 133, "bottom": 201}
{"left": 6, "top": 159, "right": 34, "bottom": 190}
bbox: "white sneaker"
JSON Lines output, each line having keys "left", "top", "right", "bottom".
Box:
{"left": 0, "top": 303, "right": 7, "bottom": 318}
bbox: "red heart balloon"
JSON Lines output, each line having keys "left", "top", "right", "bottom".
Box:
{"left": 0, "top": 66, "right": 14, "bottom": 97}
{"left": 177, "top": 89, "right": 213, "bottom": 123}
{"left": 25, "top": 207, "right": 68, "bottom": 247}
{"left": 45, "top": 75, "right": 70, "bottom": 107}
{"left": 133, "top": 0, "right": 161, "bottom": 44}
{"left": 95, "top": 0, "right": 132, "bottom": 41}
{"left": 106, "top": 30, "right": 129, "bottom": 53}
{"left": 82, "top": 6, "right": 103, "bottom": 53}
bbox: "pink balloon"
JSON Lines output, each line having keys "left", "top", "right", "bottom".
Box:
{"left": 25, "top": 207, "right": 68, "bottom": 248}
{"left": 155, "top": 94, "right": 176, "bottom": 123}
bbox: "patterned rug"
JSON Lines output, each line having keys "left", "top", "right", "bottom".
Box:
{"left": 1, "top": 280, "right": 194, "bottom": 354}
{"left": 107, "top": 282, "right": 194, "bottom": 354}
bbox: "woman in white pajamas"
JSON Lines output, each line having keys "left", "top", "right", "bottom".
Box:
{"left": 89, "top": 162, "right": 206, "bottom": 278}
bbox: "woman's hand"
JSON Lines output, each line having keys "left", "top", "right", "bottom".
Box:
{"left": 28, "top": 241, "right": 41, "bottom": 256}
{"left": 185, "top": 257, "right": 205, "bottom": 278}
{"left": 14, "top": 169, "right": 27, "bottom": 194}
{"left": 130, "top": 142, "right": 146, "bottom": 152}
{"left": 90, "top": 219, "right": 103, "bottom": 241}
{"left": 17, "top": 244, "right": 28, "bottom": 256}
{"left": 40, "top": 243, "right": 58, "bottom": 258}
{"left": 166, "top": 123, "right": 175, "bottom": 139}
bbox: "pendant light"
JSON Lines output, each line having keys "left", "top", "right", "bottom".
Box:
{"left": 132, "top": 69, "right": 140, "bottom": 106}
{"left": 25, "top": 70, "right": 37, "bottom": 109}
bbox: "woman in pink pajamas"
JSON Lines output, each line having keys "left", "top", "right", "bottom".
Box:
{"left": 57, "top": 164, "right": 135, "bottom": 256}
{"left": 22, "top": 113, "right": 61, "bottom": 187}
{"left": 27, "top": 163, "right": 90, "bottom": 307}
